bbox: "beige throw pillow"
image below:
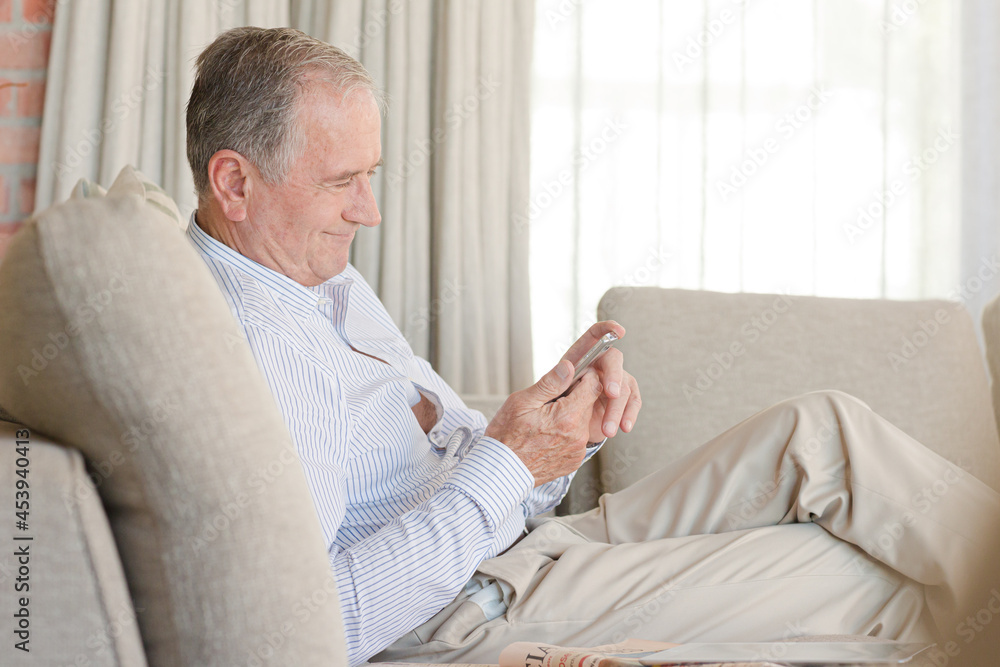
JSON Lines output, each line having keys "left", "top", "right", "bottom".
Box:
{"left": 0, "top": 167, "right": 346, "bottom": 666}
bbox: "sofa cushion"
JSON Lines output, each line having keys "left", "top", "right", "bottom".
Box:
{"left": 569, "top": 287, "right": 1000, "bottom": 510}
{"left": 0, "top": 422, "right": 146, "bottom": 666}
{"left": 0, "top": 168, "right": 346, "bottom": 666}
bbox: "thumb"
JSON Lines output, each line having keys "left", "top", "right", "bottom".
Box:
{"left": 523, "top": 359, "right": 574, "bottom": 404}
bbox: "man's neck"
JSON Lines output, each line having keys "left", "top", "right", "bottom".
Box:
{"left": 194, "top": 207, "right": 266, "bottom": 272}
{"left": 194, "top": 207, "right": 234, "bottom": 249}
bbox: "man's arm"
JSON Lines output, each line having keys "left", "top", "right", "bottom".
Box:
{"left": 332, "top": 439, "right": 534, "bottom": 663}
{"left": 408, "top": 355, "right": 591, "bottom": 516}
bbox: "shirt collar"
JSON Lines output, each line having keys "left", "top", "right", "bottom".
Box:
{"left": 186, "top": 212, "right": 351, "bottom": 319}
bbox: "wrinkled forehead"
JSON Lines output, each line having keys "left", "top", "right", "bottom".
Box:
{"left": 295, "top": 79, "right": 380, "bottom": 135}
{"left": 288, "top": 81, "right": 382, "bottom": 178}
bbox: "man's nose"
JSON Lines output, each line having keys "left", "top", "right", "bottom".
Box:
{"left": 344, "top": 177, "right": 381, "bottom": 228}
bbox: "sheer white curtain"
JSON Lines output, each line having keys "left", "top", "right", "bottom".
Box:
{"left": 962, "top": 0, "right": 1000, "bottom": 332}
{"left": 529, "top": 0, "right": 975, "bottom": 377}
{"left": 37, "top": 0, "right": 535, "bottom": 394}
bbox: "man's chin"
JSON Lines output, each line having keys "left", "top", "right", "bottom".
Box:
{"left": 318, "top": 259, "right": 350, "bottom": 282}
{"left": 291, "top": 259, "right": 349, "bottom": 287}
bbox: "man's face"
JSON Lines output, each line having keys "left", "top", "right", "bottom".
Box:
{"left": 244, "top": 82, "right": 382, "bottom": 286}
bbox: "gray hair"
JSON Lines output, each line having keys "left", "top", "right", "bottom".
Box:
{"left": 186, "top": 26, "right": 386, "bottom": 201}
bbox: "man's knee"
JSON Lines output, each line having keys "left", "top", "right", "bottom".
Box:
{"left": 768, "top": 390, "right": 872, "bottom": 459}
{"left": 780, "top": 389, "right": 872, "bottom": 416}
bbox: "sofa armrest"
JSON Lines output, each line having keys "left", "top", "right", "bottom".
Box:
{"left": 0, "top": 422, "right": 146, "bottom": 666}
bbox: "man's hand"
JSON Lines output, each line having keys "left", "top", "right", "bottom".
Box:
{"left": 561, "top": 321, "right": 642, "bottom": 441}
{"left": 485, "top": 360, "right": 603, "bottom": 487}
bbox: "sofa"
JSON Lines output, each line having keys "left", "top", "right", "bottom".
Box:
{"left": 2, "top": 167, "right": 1000, "bottom": 666}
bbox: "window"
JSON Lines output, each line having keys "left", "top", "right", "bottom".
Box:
{"left": 529, "top": 0, "right": 959, "bottom": 376}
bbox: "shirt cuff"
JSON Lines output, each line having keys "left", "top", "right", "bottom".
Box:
{"left": 444, "top": 435, "right": 534, "bottom": 530}
{"left": 582, "top": 437, "right": 606, "bottom": 462}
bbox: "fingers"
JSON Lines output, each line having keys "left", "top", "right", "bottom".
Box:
{"left": 621, "top": 376, "right": 641, "bottom": 433}
{"left": 563, "top": 368, "right": 603, "bottom": 410}
{"left": 560, "top": 324, "right": 641, "bottom": 439}
{"left": 586, "top": 394, "right": 609, "bottom": 443}
{"left": 592, "top": 347, "right": 624, "bottom": 399}
{"left": 561, "top": 320, "right": 626, "bottom": 366}
{"left": 589, "top": 347, "right": 627, "bottom": 436}
{"left": 598, "top": 371, "right": 641, "bottom": 437}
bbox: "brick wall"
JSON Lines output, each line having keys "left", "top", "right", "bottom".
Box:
{"left": 0, "top": 0, "right": 54, "bottom": 260}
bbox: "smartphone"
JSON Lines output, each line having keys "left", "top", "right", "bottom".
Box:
{"left": 557, "top": 332, "right": 619, "bottom": 399}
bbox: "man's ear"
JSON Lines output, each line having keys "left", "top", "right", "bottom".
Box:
{"left": 207, "top": 150, "right": 253, "bottom": 222}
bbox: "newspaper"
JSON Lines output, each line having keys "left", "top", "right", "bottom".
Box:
{"left": 498, "top": 638, "right": 785, "bottom": 667}
{"left": 497, "top": 638, "right": 931, "bottom": 666}
{"left": 499, "top": 639, "right": 680, "bottom": 667}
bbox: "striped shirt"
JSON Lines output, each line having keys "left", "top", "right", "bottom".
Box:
{"left": 187, "top": 216, "right": 584, "bottom": 664}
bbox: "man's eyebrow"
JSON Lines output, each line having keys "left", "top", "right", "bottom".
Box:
{"left": 325, "top": 158, "right": 384, "bottom": 183}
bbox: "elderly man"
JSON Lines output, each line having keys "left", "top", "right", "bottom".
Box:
{"left": 185, "top": 26, "right": 998, "bottom": 666}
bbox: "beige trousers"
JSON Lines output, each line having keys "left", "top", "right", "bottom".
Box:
{"left": 376, "top": 391, "right": 1000, "bottom": 664}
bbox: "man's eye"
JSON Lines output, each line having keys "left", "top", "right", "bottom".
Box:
{"left": 368, "top": 169, "right": 378, "bottom": 178}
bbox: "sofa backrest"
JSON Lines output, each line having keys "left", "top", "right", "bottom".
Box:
{"left": 0, "top": 167, "right": 348, "bottom": 666}
{"left": 562, "top": 287, "right": 1000, "bottom": 513}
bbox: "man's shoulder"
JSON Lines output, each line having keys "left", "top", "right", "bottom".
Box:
{"left": 194, "top": 248, "right": 293, "bottom": 328}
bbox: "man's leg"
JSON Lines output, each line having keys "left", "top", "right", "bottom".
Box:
{"left": 376, "top": 391, "right": 999, "bottom": 663}
{"left": 563, "top": 390, "right": 1000, "bottom": 631}
{"left": 379, "top": 522, "right": 930, "bottom": 663}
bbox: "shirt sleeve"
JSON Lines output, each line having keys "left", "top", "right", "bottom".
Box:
{"left": 243, "top": 324, "right": 534, "bottom": 666}
{"left": 407, "top": 356, "right": 596, "bottom": 517}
